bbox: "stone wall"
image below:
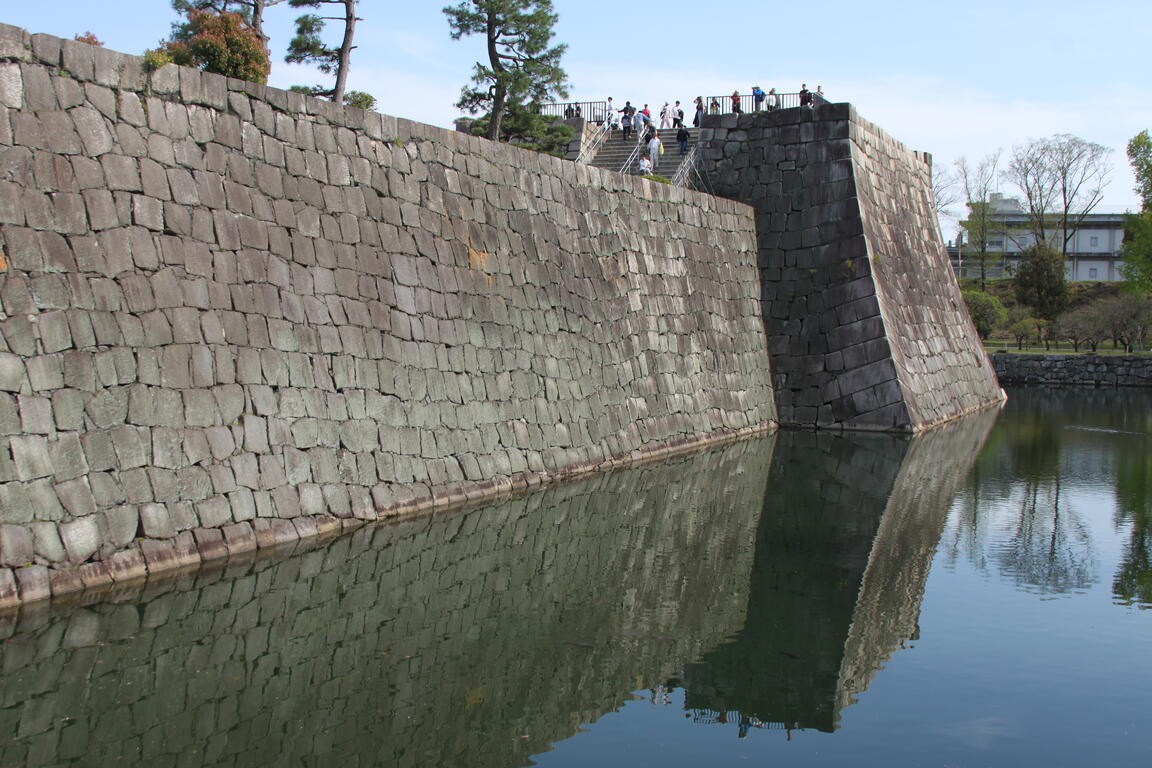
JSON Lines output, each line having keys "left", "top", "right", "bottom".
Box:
{"left": 0, "top": 438, "right": 771, "bottom": 768}
{"left": 991, "top": 353, "right": 1152, "bottom": 386}
{"left": 0, "top": 25, "right": 776, "bottom": 604}
{"left": 699, "top": 105, "right": 1004, "bottom": 431}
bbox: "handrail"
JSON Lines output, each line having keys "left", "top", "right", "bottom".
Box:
{"left": 576, "top": 118, "right": 612, "bottom": 165}
{"left": 543, "top": 91, "right": 831, "bottom": 121}
{"left": 671, "top": 141, "right": 700, "bottom": 187}
{"left": 619, "top": 131, "right": 648, "bottom": 174}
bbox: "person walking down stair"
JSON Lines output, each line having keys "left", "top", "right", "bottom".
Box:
{"left": 647, "top": 132, "right": 663, "bottom": 173}
{"left": 677, "top": 125, "right": 690, "bottom": 155}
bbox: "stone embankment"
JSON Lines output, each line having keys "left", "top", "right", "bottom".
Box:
{"left": 0, "top": 24, "right": 776, "bottom": 606}
{"left": 698, "top": 107, "right": 1005, "bottom": 431}
{"left": 991, "top": 354, "right": 1152, "bottom": 386}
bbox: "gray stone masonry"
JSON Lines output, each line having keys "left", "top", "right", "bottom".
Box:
{"left": 0, "top": 25, "right": 776, "bottom": 604}
{"left": 698, "top": 104, "right": 1005, "bottom": 431}
{"left": 0, "top": 439, "right": 770, "bottom": 768}
{"left": 992, "top": 354, "right": 1152, "bottom": 386}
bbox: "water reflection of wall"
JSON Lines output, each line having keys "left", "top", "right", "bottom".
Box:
{"left": 683, "top": 409, "right": 998, "bottom": 733}
{"left": 0, "top": 438, "right": 775, "bottom": 768}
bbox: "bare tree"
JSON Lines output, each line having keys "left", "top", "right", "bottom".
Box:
{"left": 1004, "top": 134, "right": 1110, "bottom": 259}
{"left": 956, "top": 152, "right": 1003, "bottom": 290}
{"left": 932, "top": 164, "right": 960, "bottom": 217}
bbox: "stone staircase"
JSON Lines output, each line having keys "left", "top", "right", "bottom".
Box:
{"left": 586, "top": 126, "right": 695, "bottom": 177}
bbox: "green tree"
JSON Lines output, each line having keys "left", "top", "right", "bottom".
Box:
{"left": 1121, "top": 210, "right": 1152, "bottom": 294}
{"left": 1128, "top": 129, "right": 1152, "bottom": 211}
{"left": 1008, "top": 317, "right": 1041, "bottom": 350}
{"left": 161, "top": 10, "right": 270, "bottom": 83}
{"left": 171, "top": 1, "right": 285, "bottom": 45}
{"left": 1121, "top": 130, "right": 1152, "bottom": 295}
{"left": 444, "top": 0, "right": 569, "bottom": 142}
{"left": 1014, "top": 243, "right": 1068, "bottom": 321}
{"left": 462, "top": 98, "right": 573, "bottom": 156}
{"left": 286, "top": 0, "right": 360, "bottom": 104}
{"left": 961, "top": 289, "right": 1007, "bottom": 339}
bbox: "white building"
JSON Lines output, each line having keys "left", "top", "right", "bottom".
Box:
{"left": 949, "top": 194, "right": 1127, "bottom": 282}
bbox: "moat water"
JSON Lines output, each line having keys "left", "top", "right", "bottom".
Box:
{"left": 1, "top": 388, "right": 1150, "bottom": 767}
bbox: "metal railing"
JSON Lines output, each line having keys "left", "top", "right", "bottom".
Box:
{"left": 543, "top": 91, "right": 830, "bottom": 123}
{"left": 575, "top": 118, "right": 613, "bottom": 164}
{"left": 619, "top": 131, "right": 648, "bottom": 174}
{"left": 539, "top": 100, "right": 609, "bottom": 122}
{"left": 671, "top": 141, "right": 700, "bottom": 187}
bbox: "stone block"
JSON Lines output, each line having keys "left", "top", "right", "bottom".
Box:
{"left": 106, "top": 549, "right": 147, "bottom": 582}
{"left": 139, "top": 503, "right": 175, "bottom": 539}
{"left": 221, "top": 521, "right": 255, "bottom": 555}
{"left": 59, "top": 516, "right": 100, "bottom": 563}
{"left": 29, "top": 521, "right": 65, "bottom": 562}
{"left": 0, "top": 524, "right": 33, "bottom": 567}
{"left": 71, "top": 105, "right": 113, "bottom": 156}
{"left": 0, "top": 63, "right": 21, "bottom": 108}
{"left": 18, "top": 396, "right": 53, "bottom": 434}
{"left": 15, "top": 565, "right": 50, "bottom": 603}
{"left": 0, "top": 568, "right": 17, "bottom": 609}
{"left": 50, "top": 433, "right": 89, "bottom": 482}
{"left": 11, "top": 435, "right": 53, "bottom": 480}
{"left": 102, "top": 505, "right": 139, "bottom": 549}
{"left": 192, "top": 527, "right": 228, "bottom": 561}
{"left": 0, "top": 353, "right": 27, "bottom": 392}
{"left": 55, "top": 477, "right": 98, "bottom": 518}
{"left": 196, "top": 496, "right": 232, "bottom": 528}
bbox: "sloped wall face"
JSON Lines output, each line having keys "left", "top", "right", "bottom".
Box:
{"left": 850, "top": 117, "right": 1005, "bottom": 427}
{"left": 0, "top": 25, "right": 775, "bottom": 602}
{"left": 699, "top": 105, "right": 1003, "bottom": 431}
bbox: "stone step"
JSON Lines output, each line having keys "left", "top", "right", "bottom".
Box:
{"left": 588, "top": 128, "right": 697, "bottom": 174}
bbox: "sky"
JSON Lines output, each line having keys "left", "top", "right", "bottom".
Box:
{"left": 4, "top": 1, "right": 1150, "bottom": 238}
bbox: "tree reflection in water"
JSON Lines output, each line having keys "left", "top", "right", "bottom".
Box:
{"left": 943, "top": 387, "right": 1152, "bottom": 606}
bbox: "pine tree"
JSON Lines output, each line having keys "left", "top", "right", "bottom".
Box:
{"left": 444, "top": 0, "right": 569, "bottom": 141}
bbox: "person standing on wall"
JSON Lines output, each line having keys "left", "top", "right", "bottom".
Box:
{"left": 731, "top": 90, "right": 742, "bottom": 114}
{"left": 693, "top": 96, "right": 704, "bottom": 127}
{"left": 799, "top": 84, "right": 813, "bottom": 107}
{"left": 766, "top": 88, "right": 779, "bottom": 111}
{"left": 752, "top": 85, "right": 765, "bottom": 111}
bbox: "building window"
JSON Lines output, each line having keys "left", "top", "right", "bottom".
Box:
{"left": 989, "top": 238, "right": 1004, "bottom": 247}
{"left": 1089, "top": 268, "right": 1098, "bottom": 279}
{"left": 1090, "top": 236, "right": 1099, "bottom": 247}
